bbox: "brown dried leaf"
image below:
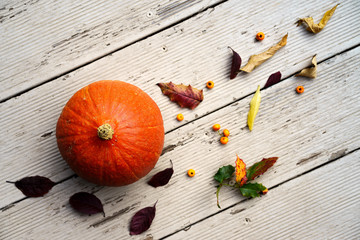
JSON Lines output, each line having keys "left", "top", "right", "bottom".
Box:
{"left": 157, "top": 82, "right": 204, "bottom": 109}
{"left": 296, "top": 55, "right": 317, "bottom": 78}
{"left": 241, "top": 34, "right": 288, "bottom": 73}
{"left": 297, "top": 4, "right": 338, "bottom": 33}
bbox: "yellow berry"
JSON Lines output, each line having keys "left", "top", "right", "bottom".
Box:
{"left": 206, "top": 81, "right": 214, "bottom": 89}
{"left": 187, "top": 169, "right": 195, "bottom": 177}
{"left": 176, "top": 113, "right": 184, "bottom": 121}
{"left": 220, "top": 137, "right": 229, "bottom": 145}
{"left": 223, "top": 129, "right": 230, "bottom": 137}
{"left": 212, "top": 124, "right": 221, "bottom": 131}
{"left": 256, "top": 32, "right": 265, "bottom": 41}
{"left": 296, "top": 86, "right": 304, "bottom": 94}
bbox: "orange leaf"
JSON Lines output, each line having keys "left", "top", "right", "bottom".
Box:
{"left": 235, "top": 155, "right": 247, "bottom": 186}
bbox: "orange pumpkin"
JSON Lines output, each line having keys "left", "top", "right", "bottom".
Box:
{"left": 56, "top": 80, "right": 164, "bottom": 186}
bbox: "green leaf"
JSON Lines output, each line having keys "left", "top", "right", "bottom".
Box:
{"left": 239, "top": 183, "right": 267, "bottom": 198}
{"left": 214, "top": 165, "right": 235, "bottom": 184}
{"left": 246, "top": 157, "right": 278, "bottom": 180}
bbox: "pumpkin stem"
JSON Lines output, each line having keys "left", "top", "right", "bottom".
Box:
{"left": 97, "top": 123, "right": 114, "bottom": 140}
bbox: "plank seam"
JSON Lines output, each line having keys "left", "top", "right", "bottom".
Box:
{"left": 0, "top": 0, "right": 228, "bottom": 104}
{"left": 1, "top": 44, "right": 359, "bottom": 211}
{"left": 164, "top": 43, "right": 360, "bottom": 136}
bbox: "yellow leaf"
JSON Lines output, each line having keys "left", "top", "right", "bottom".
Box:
{"left": 296, "top": 55, "right": 317, "bottom": 78}
{"left": 297, "top": 4, "right": 338, "bottom": 33}
{"left": 247, "top": 85, "right": 261, "bottom": 131}
{"left": 235, "top": 155, "right": 247, "bottom": 184}
{"left": 240, "top": 34, "right": 288, "bottom": 73}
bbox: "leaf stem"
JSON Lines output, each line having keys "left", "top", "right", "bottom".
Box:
{"left": 216, "top": 184, "right": 222, "bottom": 208}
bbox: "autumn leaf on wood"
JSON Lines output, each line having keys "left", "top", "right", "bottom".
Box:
{"left": 296, "top": 55, "right": 317, "bottom": 78}
{"left": 239, "top": 183, "right": 267, "bottom": 198}
{"left": 235, "top": 155, "right": 247, "bottom": 186}
{"left": 69, "top": 192, "right": 105, "bottom": 216}
{"left": 130, "top": 202, "right": 157, "bottom": 235}
{"left": 6, "top": 176, "right": 55, "bottom": 197}
{"left": 147, "top": 160, "right": 174, "bottom": 188}
{"left": 157, "top": 82, "right": 204, "bottom": 109}
{"left": 214, "top": 165, "right": 235, "bottom": 208}
{"left": 214, "top": 165, "right": 235, "bottom": 184}
{"left": 241, "top": 34, "right": 288, "bottom": 73}
{"left": 229, "top": 47, "right": 242, "bottom": 79}
{"left": 264, "top": 71, "right": 282, "bottom": 88}
{"left": 297, "top": 4, "right": 338, "bottom": 33}
{"left": 247, "top": 85, "right": 261, "bottom": 131}
{"left": 247, "top": 157, "right": 278, "bottom": 180}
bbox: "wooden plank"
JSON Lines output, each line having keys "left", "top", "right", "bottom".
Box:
{"left": 1, "top": 45, "right": 359, "bottom": 239}
{"left": 1, "top": 0, "right": 359, "bottom": 207}
{"left": 0, "top": 0, "right": 222, "bottom": 101}
{"left": 167, "top": 150, "right": 360, "bottom": 240}
{"left": 1, "top": 0, "right": 358, "bottom": 103}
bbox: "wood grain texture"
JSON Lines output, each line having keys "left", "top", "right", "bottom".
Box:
{"left": 168, "top": 151, "right": 360, "bottom": 240}
{"left": 1, "top": 45, "right": 359, "bottom": 239}
{"left": 1, "top": 0, "right": 359, "bottom": 208}
{"left": 0, "top": 0, "right": 220, "bottom": 101}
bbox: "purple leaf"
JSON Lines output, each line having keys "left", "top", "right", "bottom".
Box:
{"left": 148, "top": 160, "right": 174, "bottom": 188}
{"left": 7, "top": 176, "right": 55, "bottom": 197}
{"left": 264, "top": 71, "right": 282, "bottom": 88}
{"left": 229, "top": 47, "right": 242, "bottom": 79}
{"left": 69, "top": 192, "right": 105, "bottom": 216}
{"left": 130, "top": 202, "right": 157, "bottom": 235}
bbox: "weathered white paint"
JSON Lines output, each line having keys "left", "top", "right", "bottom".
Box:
{"left": 0, "top": 0, "right": 220, "bottom": 101}
{"left": 1, "top": 46, "right": 359, "bottom": 239}
{"left": 168, "top": 151, "right": 360, "bottom": 240}
{"left": 1, "top": 0, "right": 359, "bottom": 207}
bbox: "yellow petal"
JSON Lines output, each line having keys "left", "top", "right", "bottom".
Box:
{"left": 297, "top": 4, "right": 338, "bottom": 33}
{"left": 241, "top": 34, "right": 288, "bottom": 73}
{"left": 247, "top": 85, "right": 261, "bottom": 131}
{"left": 296, "top": 55, "right": 317, "bottom": 78}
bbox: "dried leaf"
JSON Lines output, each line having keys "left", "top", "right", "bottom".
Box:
{"left": 229, "top": 47, "right": 242, "bottom": 79}
{"left": 130, "top": 202, "right": 157, "bottom": 235}
{"left": 235, "top": 155, "right": 247, "bottom": 186}
{"left": 296, "top": 55, "right": 317, "bottom": 78}
{"left": 297, "top": 4, "right": 338, "bottom": 33}
{"left": 239, "top": 183, "right": 267, "bottom": 198}
{"left": 241, "top": 34, "right": 288, "bottom": 73}
{"left": 157, "top": 82, "right": 203, "bottom": 109}
{"left": 69, "top": 192, "right": 105, "bottom": 216}
{"left": 7, "top": 176, "right": 55, "bottom": 197}
{"left": 214, "top": 165, "right": 235, "bottom": 184}
{"left": 264, "top": 71, "right": 282, "bottom": 88}
{"left": 148, "top": 161, "right": 174, "bottom": 188}
{"left": 247, "top": 157, "right": 278, "bottom": 180}
{"left": 247, "top": 85, "right": 261, "bottom": 131}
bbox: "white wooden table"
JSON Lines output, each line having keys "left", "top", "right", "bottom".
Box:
{"left": 1, "top": 0, "right": 359, "bottom": 239}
